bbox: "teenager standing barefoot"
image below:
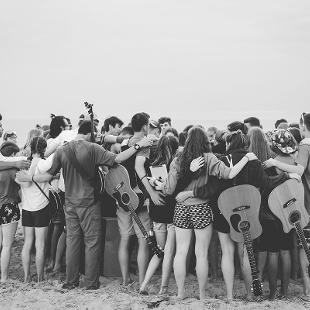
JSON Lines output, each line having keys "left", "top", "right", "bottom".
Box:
{"left": 0, "top": 142, "right": 21, "bottom": 283}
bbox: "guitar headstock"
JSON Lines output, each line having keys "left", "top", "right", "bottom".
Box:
{"left": 147, "top": 233, "right": 164, "bottom": 258}
{"left": 251, "top": 279, "right": 263, "bottom": 296}
{"left": 84, "top": 101, "right": 93, "bottom": 117}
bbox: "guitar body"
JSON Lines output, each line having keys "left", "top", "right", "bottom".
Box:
{"left": 218, "top": 185, "right": 262, "bottom": 243}
{"left": 105, "top": 164, "right": 164, "bottom": 258}
{"left": 105, "top": 165, "right": 139, "bottom": 211}
{"left": 268, "top": 179, "right": 309, "bottom": 233}
{"left": 218, "top": 184, "right": 263, "bottom": 296}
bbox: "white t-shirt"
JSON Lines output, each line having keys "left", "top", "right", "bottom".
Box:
{"left": 47, "top": 129, "right": 78, "bottom": 192}
{"left": 19, "top": 157, "right": 53, "bottom": 212}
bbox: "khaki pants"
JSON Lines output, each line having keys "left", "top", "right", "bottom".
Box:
{"left": 64, "top": 202, "right": 102, "bottom": 288}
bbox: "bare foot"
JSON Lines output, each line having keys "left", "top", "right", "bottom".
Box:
{"left": 122, "top": 278, "right": 134, "bottom": 286}
{"left": 158, "top": 286, "right": 168, "bottom": 295}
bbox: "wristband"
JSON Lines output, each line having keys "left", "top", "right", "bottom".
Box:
{"left": 116, "top": 136, "right": 124, "bottom": 143}
{"left": 245, "top": 154, "right": 250, "bottom": 162}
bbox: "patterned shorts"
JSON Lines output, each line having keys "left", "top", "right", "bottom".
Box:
{"left": 0, "top": 202, "right": 20, "bottom": 225}
{"left": 173, "top": 203, "right": 213, "bottom": 229}
{"left": 297, "top": 223, "right": 310, "bottom": 249}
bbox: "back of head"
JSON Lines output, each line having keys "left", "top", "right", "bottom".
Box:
{"left": 247, "top": 127, "right": 272, "bottom": 162}
{"left": 244, "top": 117, "right": 261, "bottom": 128}
{"left": 131, "top": 113, "right": 150, "bottom": 132}
{"left": 288, "top": 127, "right": 302, "bottom": 144}
{"left": 0, "top": 141, "right": 19, "bottom": 157}
{"left": 121, "top": 126, "right": 134, "bottom": 136}
{"left": 30, "top": 136, "right": 47, "bottom": 159}
{"left": 50, "top": 115, "right": 66, "bottom": 138}
{"left": 227, "top": 121, "right": 248, "bottom": 135}
{"left": 226, "top": 130, "right": 247, "bottom": 153}
{"left": 78, "top": 121, "right": 92, "bottom": 135}
{"left": 165, "top": 127, "right": 179, "bottom": 138}
{"left": 153, "top": 135, "right": 179, "bottom": 166}
{"left": 180, "top": 126, "right": 210, "bottom": 176}
{"left": 26, "top": 128, "right": 43, "bottom": 146}
{"left": 271, "top": 129, "right": 298, "bottom": 156}
{"left": 103, "top": 116, "right": 124, "bottom": 132}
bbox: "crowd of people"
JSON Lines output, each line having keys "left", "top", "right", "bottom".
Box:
{"left": 0, "top": 111, "right": 310, "bottom": 303}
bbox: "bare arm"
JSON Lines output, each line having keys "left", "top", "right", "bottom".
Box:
{"left": 135, "top": 156, "right": 164, "bottom": 205}
{"left": 0, "top": 160, "right": 31, "bottom": 171}
{"left": 263, "top": 158, "right": 304, "bottom": 175}
{"left": 114, "top": 137, "right": 152, "bottom": 163}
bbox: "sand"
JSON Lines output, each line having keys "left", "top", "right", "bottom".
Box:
{"left": 1, "top": 229, "right": 309, "bottom": 310}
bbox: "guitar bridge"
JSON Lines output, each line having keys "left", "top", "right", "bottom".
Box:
{"left": 233, "top": 205, "right": 250, "bottom": 212}
{"left": 114, "top": 182, "right": 124, "bottom": 192}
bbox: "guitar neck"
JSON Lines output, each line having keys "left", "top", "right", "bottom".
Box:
{"left": 294, "top": 222, "right": 310, "bottom": 263}
{"left": 243, "top": 230, "right": 259, "bottom": 279}
{"left": 126, "top": 203, "right": 149, "bottom": 238}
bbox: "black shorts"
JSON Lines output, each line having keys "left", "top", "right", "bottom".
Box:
{"left": 210, "top": 202, "right": 230, "bottom": 234}
{"left": 0, "top": 202, "right": 20, "bottom": 225}
{"left": 258, "top": 219, "right": 294, "bottom": 252}
{"left": 173, "top": 203, "right": 213, "bottom": 229}
{"left": 22, "top": 205, "right": 50, "bottom": 227}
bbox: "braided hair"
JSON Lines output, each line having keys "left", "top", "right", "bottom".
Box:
{"left": 29, "top": 136, "right": 47, "bottom": 161}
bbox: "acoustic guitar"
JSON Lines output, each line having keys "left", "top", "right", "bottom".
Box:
{"left": 268, "top": 179, "right": 310, "bottom": 275}
{"left": 218, "top": 184, "right": 263, "bottom": 296}
{"left": 105, "top": 164, "right": 164, "bottom": 258}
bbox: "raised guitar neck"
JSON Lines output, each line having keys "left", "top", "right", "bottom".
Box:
{"left": 242, "top": 230, "right": 259, "bottom": 280}
{"left": 294, "top": 222, "right": 310, "bottom": 262}
{"left": 126, "top": 203, "right": 148, "bottom": 238}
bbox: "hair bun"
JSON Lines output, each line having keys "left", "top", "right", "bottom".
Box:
{"left": 50, "top": 113, "right": 56, "bottom": 119}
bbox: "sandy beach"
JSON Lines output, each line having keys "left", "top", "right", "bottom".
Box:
{"left": 0, "top": 227, "right": 308, "bottom": 310}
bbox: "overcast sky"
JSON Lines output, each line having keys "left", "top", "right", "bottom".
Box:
{"left": 1, "top": 0, "right": 310, "bottom": 140}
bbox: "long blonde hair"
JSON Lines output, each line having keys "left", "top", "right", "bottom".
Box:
{"left": 247, "top": 127, "right": 273, "bottom": 162}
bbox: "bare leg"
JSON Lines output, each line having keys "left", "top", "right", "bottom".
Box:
{"left": 22, "top": 227, "right": 35, "bottom": 282}
{"left": 0, "top": 226, "right": 3, "bottom": 253}
{"left": 194, "top": 224, "right": 213, "bottom": 300}
{"left": 218, "top": 232, "right": 235, "bottom": 301}
{"left": 47, "top": 223, "right": 63, "bottom": 271}
{"left": 118, "top": 236, "right": 131, "bottom": 285}
{"left": 159, "top": 226, "right": 176, "bottom": 294}
{"left": 35, "top": 227, "right": 48, "bottom": 282}
{"left": 137, "top": 237, "right": 149, "bottom": 285}
{"left": 299, "top": 249, "right": 310, "bottom": 297}
{"left": 209, "top": 230, "right": 219, "bottom": 281}
{"left": 174, "top": 227, "right": 192, "bottom": 299}
{"left": 0, "top": 222, "right": 18, "bottom": 282}
{"left": 140, "top": 229, "right": 166, "bottom": 292}
{"left": 267, "top": 252, "right": 279, "bottom": 300}
{"left": 280, "top": 250, "right": 291, "bottom": 297}
{"left": 237, "top": 243, "right": 253, "bottom": 299}
{"left": 290, "top": 232, "right": 299, "bottom": 280}
{"left": 53, "top": 231, "right": 66, "bottom": 272}
{"left": 257, "top": 251, "right": 267, "bottom": 282}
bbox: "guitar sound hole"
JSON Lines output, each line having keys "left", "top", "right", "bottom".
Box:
{"left": 289, "top": 211, "right": 301, "bottom": 225}
{"left": 121, "top": 193, "right": 130, "bottom": 204}
{"left": 230, "top": 214, "right": 241, "bottom": 233}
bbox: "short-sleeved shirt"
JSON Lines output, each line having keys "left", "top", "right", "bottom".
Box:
{"left": 296, "top": 138, "right": 310, "bottom": 213}
{"left": 48, "top": 140, "right": 117, "bottom": 208}
{"left": 121, "top": 135, "right": 150, "bottom": 191}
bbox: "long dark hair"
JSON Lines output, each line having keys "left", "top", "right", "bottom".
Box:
{"left": 179, "top": 126, "right": 211, "bottom": 178}
{"left": 49, "top": 115, "right": 66, "bottom": 138}
{"left": 152, "top": 135, "right": 179, "bottom": 168}
{"left": 226, "top": 130, "right": 248, "bottom": 153}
